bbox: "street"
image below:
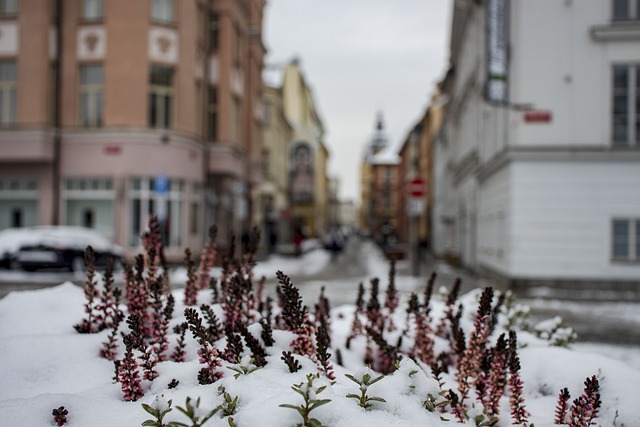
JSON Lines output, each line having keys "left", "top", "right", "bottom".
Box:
{"left": 1, "top": 236, "right": 639, "bottom": 351}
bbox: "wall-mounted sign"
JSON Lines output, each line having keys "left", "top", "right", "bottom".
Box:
{"left": 524, "top": 110, "right": 552, "bottom": 123}
{"left": 486, "top": 0, "right": 509, "bottom": 104}
{"left": 290, "top": 142, "right": 314, "bottom": 204}
{"left": 154, "top": 175, "right": 169, "bottom": 194}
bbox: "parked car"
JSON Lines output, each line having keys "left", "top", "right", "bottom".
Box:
{"left": 0, "top": 227, "right": 43, "bottom": 269}
{"left": 12, "top": 226, "right": 123, "bottom": 272}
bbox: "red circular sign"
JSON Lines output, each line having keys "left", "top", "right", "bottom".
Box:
{"left": 407, "top": 177, "right": 426, "bottom": 197}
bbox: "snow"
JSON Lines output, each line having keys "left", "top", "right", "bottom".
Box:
{"left": 0, "top": 226, "right": 123, "bottom": 255}
{"left": 1, "top": 253, "right": 639, "bottom": 426}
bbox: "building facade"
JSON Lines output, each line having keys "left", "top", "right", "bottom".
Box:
{"left": 279, "top": 59, "right": 330, "bottom": 238}
{"left": 360, "top": 114, "right": 401, "bottom": 248}
{"left": 434, "top": 0, "right": 640, "bottom": 288}
{"left": 0, "top": 0, "right": 266, "bottom": 260}
{"left": 260, "top": 80, "right": 293, "bottom": 248}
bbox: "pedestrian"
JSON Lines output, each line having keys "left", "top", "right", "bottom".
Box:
{"left": 293, "top": 229, "right": 304, "bottom": 257}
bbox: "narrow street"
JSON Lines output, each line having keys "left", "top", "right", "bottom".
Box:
{"left": 1, "top": 236, "right": 639, "bottom": 351}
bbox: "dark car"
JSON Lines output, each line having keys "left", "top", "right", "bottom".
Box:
{"left": 0, "top": 227, "right": 43, "bottom": 269}
{"left": 14, "top": 226, "right": 123, "bottom": 272}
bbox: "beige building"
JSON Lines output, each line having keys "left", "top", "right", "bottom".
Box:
{"left": 279, "top": 59, "right": 330, "bottom": 238}
{"left": 260, "top": 78, "right": 293, "bottom": 248}
{"left": 0, "top": 0, "right": 266, "bottom": 260}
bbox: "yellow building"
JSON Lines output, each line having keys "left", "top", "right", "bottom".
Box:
{"left": 279, "top": 59, "right": 330, "bottom": 238}
{"left": 259, "top": 76, "right": 293, "bottom": 249}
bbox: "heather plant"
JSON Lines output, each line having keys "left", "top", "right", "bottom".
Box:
{"left": 555, "top": 387, "right": 571, "bottom": 425}
{"left": 435, "top": 278, "right": 461, "bottom": 337}
{"left": 282, "top": 351, "right": 303, "bottom": 373}
{"left": 238, "top": 323, "right": 267, "bottom": 367}
{"left": 383, "top": 260, "right": 398, "bottom": 332}
{"left": 118, "top": 333, "right": 144, "bottom": 402}
{"left": 67, "top": 219, "right": 609, "bottom": 427}
{"left": 508, "top": 331, "right": 531, "bottom": 426}
{"left": 196, "top": 225, "right": 218, "bottom": 292}
{"left": 52, "top": 406, "right": 68, "bottom": 426}
{"left": 315, "top": 323, "right": 335, "bottom": 380}
{"left": 280, "top": 373, "right": 331, "bottom": 427}
{"left": 100, "top": 309, "right": 124, "bottom": 360}
{"left": 345, "top": 369, "right": 386, "bottom": 410}
{"left": 456, "top": 287, "right": 494, "bottom": 406}
{"left": 74, "top": 245, "right": 103, "bottom": 333}
{"left": 170, "top": 322, "right": 188, "bottom": 362}
{"left": 184, "top": 307, "right": 223, "bottom": 385}
{"left": 183, "top": 248, "right": 198, "bottom": 306}
{"left": 345, "top": 282, "right": 365, "bottom": 349}
{"left": 567, "top": 375, "right": 601, "bottom": 427}
{"left": 276, "top": 270, "right": 315, "bottom": 357}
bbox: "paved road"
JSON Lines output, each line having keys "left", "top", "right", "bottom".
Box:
{"left": 2, "top": 237, "right": 639, "bottom": 347}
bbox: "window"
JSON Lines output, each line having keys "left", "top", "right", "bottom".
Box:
{"left": 207, "top": 87, "right": 217, "bottom": 141}
{"left": 129, "top": 177, "right": 183, "bottom": 247}
{"left": 0, "top": 0, "right": 18, "bottom": 16}
{"left": 149, "top": 65, "right": 173, "bottom": 129}
{"left": 208, "top": 13, "right": 219, "bottom": 51}
{"left": 82, "top": 0, "right": 103, "bottom": 20}
{"left": 233, "top": 24, "right": 242, "bottom": 67}
{"left": 231, "top": 97, "right": 240, "bottom": 144}
{"left": 151, "top": 0, "right": 173, "bottom": 23}
{"left": 79, "top": 64, "right": 103, "bottom": 127}
{"left": 612, "top": 65, "right": 640, "bottom": 146}
{"left": 612, "top": 219, "right": 640, "bottom": 261}
{"left": 613, "top": 0, "right": 640, "bottom": 21}
{"left": 63, "top": 178, "right": 114, "bottom": 239}
{"left": 190, "top": 184, "right": 200, "bottom": 235}
{"left": 0, "top": 61, "right": 16, "bottom": 126}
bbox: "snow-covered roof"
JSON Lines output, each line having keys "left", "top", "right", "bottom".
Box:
{"left": 263, "top": 65, "right": 284, "bottom": 88}
{"left": 368, "top": 146, "right": 400, "bottom": 165}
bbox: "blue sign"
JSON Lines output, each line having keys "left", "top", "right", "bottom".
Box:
{"left": 154, "top": 175, "right": 169, "bottom": 194}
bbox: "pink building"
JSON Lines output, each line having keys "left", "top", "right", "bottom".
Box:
{"left": 0, "top": 0, "right": 266, "bottom": 260}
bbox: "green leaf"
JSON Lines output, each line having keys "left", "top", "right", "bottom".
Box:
{"left": 369, "top": 374, "right": 385, "bottom": 385}
{"left": 345, "top": 394, "right": 360, "bottom": 400}
{"left": 316, "top": 385, "right": 327, "bottom": 394}
{"left": 307, "top": 418, "right": 324, "bottom": 427}
{"left": 344, "top": 374, "right": 359, "bottom": 384}
{"left": 166, "top": 423, "right": 190, "bottom": 427}
{"left": 142, "top": 421, "right": 160, "bottom": 427}
{"left": 141, "top": 404, "right": 158, "bottom": 417}
{"left": 368, "top": 397, "right": 386, "bottom": 403}
{"left": 309, "top": 399, "right": 331, "bottom": 410}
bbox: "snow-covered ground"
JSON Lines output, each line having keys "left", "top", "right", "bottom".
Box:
{"left": 1, "top": 239, "right": 640, "bottom": 427}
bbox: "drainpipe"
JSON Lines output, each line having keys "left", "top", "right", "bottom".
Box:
{"left": 51, "top": 0, "right": 63, "bottom": 225}
{"left": 202, "top": 1, "right": 212, "bottom": 242}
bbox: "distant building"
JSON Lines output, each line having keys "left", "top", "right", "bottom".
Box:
{"left": 360, "top": 114, "right": 401, "bottom": 247}
{"left": 261, "top": 71, "right": 293, "bottom": 247}
{"left": 277, "top": 59, "right": 330, "bottom": 238}
{"left": 435, "top": 0, "right": 640, "bottom": 290}
{"left": 0, "top": 0, "right": 267, "bottom": 260}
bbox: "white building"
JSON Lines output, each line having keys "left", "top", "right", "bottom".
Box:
{"left": 434, "top": 0, "right": 640, "bottom": 291}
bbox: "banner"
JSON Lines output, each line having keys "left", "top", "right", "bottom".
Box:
{"left": 486, "top": 0, "right": 509, "bottom": 104}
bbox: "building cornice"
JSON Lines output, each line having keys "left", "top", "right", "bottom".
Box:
{"left": 477, "top": 146, "right": 640, "bottom": 182}
{"left": 590, "top": 22, "right": 640, "bottom": 41}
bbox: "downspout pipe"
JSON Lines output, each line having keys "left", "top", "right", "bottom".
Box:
{"left": 52, "top": 0, "right": 63, "bottom": 225}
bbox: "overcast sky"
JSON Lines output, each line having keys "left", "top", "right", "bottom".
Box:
{"left": 263, "top": 0, "right": 453, "bottom": 202}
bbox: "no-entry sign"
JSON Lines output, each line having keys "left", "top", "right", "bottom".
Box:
{"left": 406, "top": 177, "right": 426, "bottom": 198}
